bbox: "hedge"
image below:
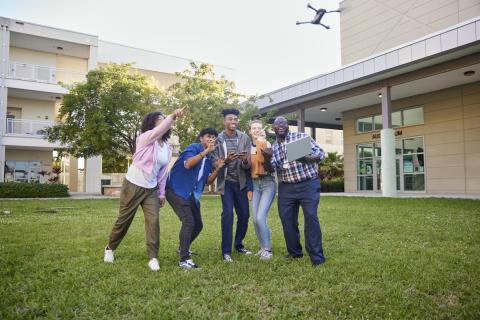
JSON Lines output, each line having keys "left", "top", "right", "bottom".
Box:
{"left": 321, "top": 178, "right": 344, "bottom": 193}
{"left": 0, "top": 182, "right": 69, "bottom": 198}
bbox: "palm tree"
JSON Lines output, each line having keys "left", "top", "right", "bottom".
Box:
{"left": 319, "top": 152, "right": 344, "bottom": 180}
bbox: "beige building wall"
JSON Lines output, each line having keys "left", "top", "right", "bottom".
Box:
{"left": 314, "top": 128, "right": 344, "bottom": 154}
{"left": 135, "top": 68, "right": 183, "bottom": 90}
{"left": 97, "top": 62, "right": 182, "bottom": 90}
{"left": 7, "top": 97, "right": 56, "bottom": 121}
{"left": 10, "top": 47, "right": 56, "bottom": 67}
{"left": 5, "top": 149, "right": 53, "bottom": 173}
{"left": 9, "top": 47, "right": 88, "bottom": 83}
{"left": 342, "top": 81, "right": 480, "bottom": 194}
{"left": 340, "top": 0, "right": 480, "bottom": 65}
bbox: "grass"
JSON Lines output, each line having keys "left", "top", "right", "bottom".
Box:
{"left": 0, "top": 196, "right": 479, "bottom": 319}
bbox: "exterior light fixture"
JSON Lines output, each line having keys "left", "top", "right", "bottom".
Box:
{"left": 56, "top": 46, "right": 63, "bottom": 50}
{"left": 55, "top": 96, "right": 61, "bottom": 100}
{"left": 320, "top": 107, "right": 327, "bottom": 112}
{"left": 378, "top": 93, "right": 382, "bottom": 98}
{"left": 464, "top": 70, "right": 475, "bottom": 77}
{"left": 335, "top": 117, "right": 341, "bottom": 121}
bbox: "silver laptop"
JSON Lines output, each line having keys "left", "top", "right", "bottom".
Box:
{"left": 285, "top": 136, "right": 312, "bottom": 162}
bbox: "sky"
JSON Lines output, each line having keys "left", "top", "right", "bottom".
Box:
{"left": 0, "top": 0, "right": 342, "bottom": 96}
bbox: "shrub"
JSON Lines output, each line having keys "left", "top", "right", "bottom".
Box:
{"left": 0, "top": 182, "right": 69, "bottom": 198}
{"left": 320, "top": 178, "right": 344, "bottom": 193}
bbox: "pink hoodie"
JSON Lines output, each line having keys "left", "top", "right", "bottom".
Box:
{"left": 131, "top": 114, "right": 174, "bottom": 199}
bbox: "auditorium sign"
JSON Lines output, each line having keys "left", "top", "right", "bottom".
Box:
{"left": 372, "top": 130, "right": 403, "bottom": 139}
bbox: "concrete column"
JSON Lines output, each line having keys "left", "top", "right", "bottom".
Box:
{"left": 0, "top": 144, "right": 4, "bottom": 182}
{"left": 69, "top": 155, "right": 79, "bottom": 192}
{"left": 311, "top": 127, "right": 317, "bottom": 141}
{"left": 297, "top": 108, "right": 305, "bottom": 133}
{"left": 85, "top": 156, "right": 102, "bottom": 193}
{"left": 380, "top": 86, "right": 397, "bottom": 197}
{"left": 88, "top": 45, "right": 98, "bottom": 71}
{"left": 0, "top": 24, "right": 10, "bottom": 182}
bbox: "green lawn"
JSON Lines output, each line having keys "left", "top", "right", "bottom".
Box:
{"left": 0, "top": 196, "right": 479, "bottom": 319}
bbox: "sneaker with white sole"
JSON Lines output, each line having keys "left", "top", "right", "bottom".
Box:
{"left": 179, "top": 259, "right": 200, "bottom": 269}
{"left": 104, "top": 246, "right": 114, "bottom": 263}
{"left": 148, "top": 258, "right": 160, "bottom": 271}
{"left": 235, "top": 248, "right": 252, "bottom": 255}
{"left": 260, "top": 249, "right": 273, "bottom": 260}
{"left": 223, "top": 254, "right": 233, "bottom": 262}
{"left": 256, "top": 249, "right": 265, "bottom": 257}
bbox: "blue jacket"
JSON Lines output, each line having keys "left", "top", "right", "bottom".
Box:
{"left": 167, "top": 143, "right": 213, "bottom": 202}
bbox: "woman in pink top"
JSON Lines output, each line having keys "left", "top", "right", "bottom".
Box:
{"left": 104, "top": 108, "right": 185, "bottom": 271}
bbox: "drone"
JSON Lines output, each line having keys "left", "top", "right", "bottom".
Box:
{"left": 296, "top": 3, "right": 341, "bottom": 29}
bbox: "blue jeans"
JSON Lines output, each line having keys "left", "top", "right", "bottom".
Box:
{"left": 277, "top": 178, "right": 325, "bottom": 264}
{"left": 221, "top": 180, "right": 250, "bottom": 255}
{"left": 252, "top": 175, "right": 276, "bottom": 250}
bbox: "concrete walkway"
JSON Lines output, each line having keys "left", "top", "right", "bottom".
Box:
{"left": 2, "top": 192, "right": 479, "bottom": 201}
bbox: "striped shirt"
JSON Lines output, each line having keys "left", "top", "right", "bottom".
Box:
{"left": 225, "top": 132, "right": 239, "bottom": 182}
{"left": 271, "top": 132, "right": 325, "bottom": 184}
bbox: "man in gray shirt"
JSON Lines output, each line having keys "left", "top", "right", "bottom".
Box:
{"left": 214, "top": 108, "right": 252, "bottom": 261}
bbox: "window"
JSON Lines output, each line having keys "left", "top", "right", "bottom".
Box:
{"left": 356, "top": 106, "right": 424, "bottom": 133}
{"left": 373, "top": 115, "right": 383, "bottom": 130}
{"left": 357, "top": 117, "right": 373, "bottom": 133}
{"left": 4, "top": 160, "right": 43, "bottom": 183}
{"left": 402, "top": 137, "right": 425, "bottom": 191}
{"left": 356, "top": 136, "right": 425, "bottom": 192}
{"left": 392, "top": 111, "right": 402, "bottom": 128}
{"left": 403, "top": 107, "right": 424, "bottom": 126}
{"left": 356, "top": 143, "right": 374, "bottom": 191}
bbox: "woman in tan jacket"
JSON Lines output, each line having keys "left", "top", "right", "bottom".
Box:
{"left": 248, "top": 120, "right": 276, "bottom": 260}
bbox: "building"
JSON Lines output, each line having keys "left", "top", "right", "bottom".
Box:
{"left": 257, "top": 2, "right": 480, "bottom": 196}
{"left": 0, "top": 16, "right": 234, "bottom": 193}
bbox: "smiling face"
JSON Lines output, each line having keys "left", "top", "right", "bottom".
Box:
{"left": 249, "top": 121, "right": 264, "bottom": 140}
{"left": 199, "top": 133, "right": 217, "bottom": 148}
{"left": 273, "top": 117, "right": 289, "bottom": 139}
{"left": 224, "top": 114, "right": 238, "bottom": 132}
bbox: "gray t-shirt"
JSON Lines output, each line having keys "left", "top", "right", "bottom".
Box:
{"left": 224, "top": 133, "right": 239, "bottom": 182}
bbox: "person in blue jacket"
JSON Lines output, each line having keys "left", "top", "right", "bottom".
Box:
{"left": 166, "top": 128, "right": 225, "bottom": 269}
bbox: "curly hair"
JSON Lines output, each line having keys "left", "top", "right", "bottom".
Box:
{"left": 140, "top": 111, "right": 171, "bottom": 142}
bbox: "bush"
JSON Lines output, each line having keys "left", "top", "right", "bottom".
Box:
{"left": 0, "top": 182, "right": 69, "bottom": 198}
{"left": 321, "top": 178, "right": 344, "bottom": 193}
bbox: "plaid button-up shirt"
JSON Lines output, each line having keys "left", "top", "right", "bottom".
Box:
{"left": 271, "top": 132, "right": 325, "bottom": 184}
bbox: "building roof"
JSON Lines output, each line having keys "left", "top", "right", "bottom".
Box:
{"left": 256, "top": 17, "right": 480, "bottom": 129}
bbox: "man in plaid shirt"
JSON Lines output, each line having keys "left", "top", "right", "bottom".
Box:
{"left": 263, "top": 116, "right": 326, "bottom": 266}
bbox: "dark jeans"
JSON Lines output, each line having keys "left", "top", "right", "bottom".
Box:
{"left": 221, "top": 180, "right": 250, "bottom": 255}
{"left": 166, "top": 188, "right": 203, "bottom": 261}
{"left": 277, "top": 178, "right": 325, "bottom": 264}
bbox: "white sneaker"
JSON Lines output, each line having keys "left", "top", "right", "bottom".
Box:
{"left": 256, "top": 248, "right": 265, "bottom": 257}
{"left": 179, "top": 259, "right": 200, "bottom": 269}
{"left": 223, "top": 254, "right": 233, "bottom": 262}
{"left": 260, "top": 250, "right": 273, "bottom": 260}
{"left": 148, "top": 258, "right": 160, "bottom": 271}
{"left": 104, "top": 247, "right": 114, "bottom": 263}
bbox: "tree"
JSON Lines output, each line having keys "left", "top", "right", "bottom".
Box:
{"left": 45, "top": 63, "right": 161, "bottom": 162}
{"left": 159, "top": 63, "right": 261, "bottom": 151}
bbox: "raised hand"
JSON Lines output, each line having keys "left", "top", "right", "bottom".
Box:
{"left": 172, "top": 107, "right": 186, "bottom": 120}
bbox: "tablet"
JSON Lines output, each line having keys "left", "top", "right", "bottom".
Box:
{"left": 285, "top": 136, "right": 312, "bottom": 162}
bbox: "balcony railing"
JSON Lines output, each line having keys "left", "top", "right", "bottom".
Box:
{"left": 5, "top": 118, "right": 55, "bottom": 137}
{"left": 9, "top": 61, "right": 86, "bottom": 84}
